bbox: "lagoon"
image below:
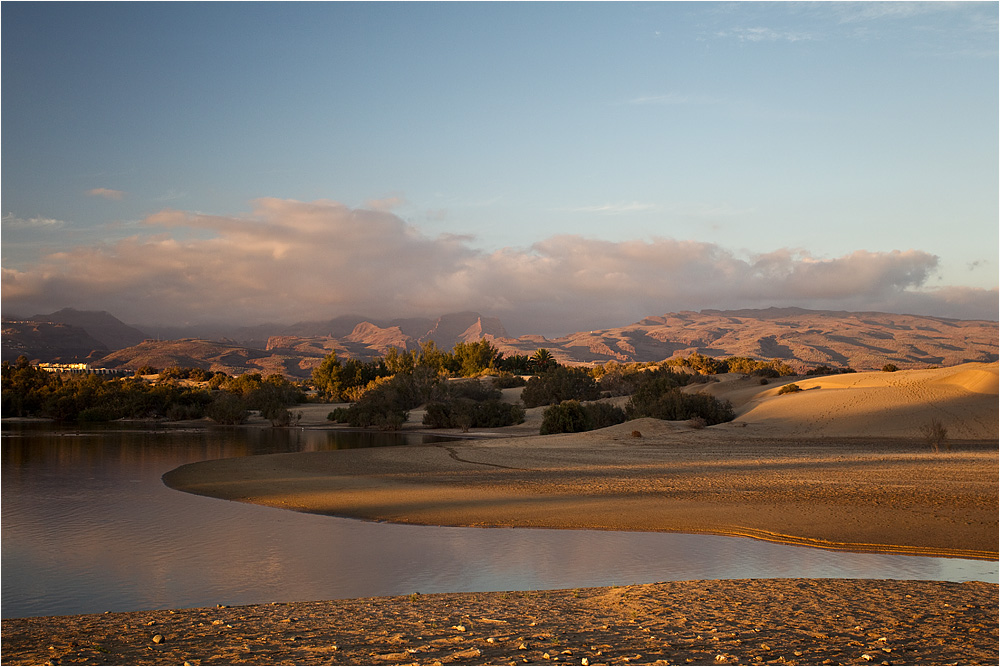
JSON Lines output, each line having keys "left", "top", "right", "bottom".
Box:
{"left": 2, "top": 423, "right": 995, "bottom": 619}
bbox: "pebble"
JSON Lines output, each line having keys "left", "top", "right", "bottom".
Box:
{"left": 152, "top": 634, "right": 164, "bottom": 644}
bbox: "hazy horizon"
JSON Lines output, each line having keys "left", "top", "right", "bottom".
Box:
{"left": 3, "top": 2, "right": 997, "bottom": 336}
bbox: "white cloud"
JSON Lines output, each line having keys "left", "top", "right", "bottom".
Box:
{"left": 557, "top": 202, "right": 658, "bottom": 214}
{"left": 2, "top": 198, "right": 995, "bottom": 335}
{"left": 2, "top": 213, "right": 65, "bottom": 228}
{"left": 715, "top": 27, "right": 814, "bottom": 43}
{"left": 86, "top": 188, "right": 125, "bottom": 200}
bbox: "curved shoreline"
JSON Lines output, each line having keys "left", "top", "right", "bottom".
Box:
{"left": 163, "top": 424, "right": 1000, "bottom": 561}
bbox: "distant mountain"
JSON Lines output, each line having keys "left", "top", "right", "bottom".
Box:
{"left": 12, "top": 307, "right": 997, "bottom": 375}
{"left": 2, "top": 320, "right": 108, "bottom": 363}
{"left": 94, "top": 338, "right": 317, "bottom": 377}
{"left": 487, "top": 308, "right": 998, "bottom": 371}
{"left": 29, "top": 308, "right": 147, "bottom": 349}
{"left": 2, "top": 309, "right": 147, "bottom": 363}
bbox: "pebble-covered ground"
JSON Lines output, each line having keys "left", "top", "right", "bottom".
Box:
{"left": 3, "top": 579, "right": 997, "bottom": 666}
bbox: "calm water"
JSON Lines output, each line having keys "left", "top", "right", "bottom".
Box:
{"left": 2, "top": 423, "right": 996, "bottom": 619}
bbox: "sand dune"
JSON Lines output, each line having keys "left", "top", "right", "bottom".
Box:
{"left": 703, "top": 362, "right": 998, "bottom": 440}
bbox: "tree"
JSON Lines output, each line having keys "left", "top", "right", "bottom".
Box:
{"left": 312, "top": 351, "right": 344, "bottom": 401}
{"left": 920, "top": 418, "right": 949, "bottom": 452}
{"left": 453, "top": 340, "right": 502, "bottom": 377}
{"left": 531, "top": 348, "right": 556, "bottom": 373}
{"left": 521, "top": 366, "right": 600, "bottom": 407}
{"left": 383, "top": 347, "right": 416, "bottom": 375}
{"left": 416, "top": 340, "right": 451, "bottom": 375}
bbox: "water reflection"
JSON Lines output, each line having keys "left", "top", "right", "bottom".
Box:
{"left": 2, "top": 423, "right": 997, "bottom": 619}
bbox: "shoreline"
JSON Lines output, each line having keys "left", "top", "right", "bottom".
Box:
{"left": 163, "top": 423, "right": 1000, "bottom": 561}
{"left": 3, "top": 579, "right": 997, "bottom": 665}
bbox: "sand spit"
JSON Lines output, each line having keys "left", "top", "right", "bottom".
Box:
{"left": 162, "top": 363, "right": 999, "bottom": 558}
{"left": 164, "top": 432, "right": 998, "bottom": 560}
{"left": 3, "top": 579, "right": 997, "bottom": 666}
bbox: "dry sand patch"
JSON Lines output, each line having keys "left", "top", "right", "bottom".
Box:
{"left": 3, "top": 580, "right": 996, "bottom": 665}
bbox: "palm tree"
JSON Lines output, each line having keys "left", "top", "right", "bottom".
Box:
{"left": 531, "top": 348, "right": 556, "bottom": 373}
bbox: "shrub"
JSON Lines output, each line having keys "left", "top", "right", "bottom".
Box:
{"left": 777, "top": 383, "right": 802, "bottom": 395}
{"left": 207, "top": 393, "right": 249, "bottom": 425}
{"left": 423, "top": 398, "right": 525, "bottom": 430}
{"left": 494, "top": 372, "right": 527, "bottom": 389}
{"left": 539, "top": 400, "right": 627, "bottom": 435}
{"left": 328, "top": 407, "right": 350, "bottom": 422}
{"left": 920, "top": 418, "right": 949, "bottom": 452}
{"left": 626, "top": 388, "right": 734, "bottom": 425}
{"left": 688, "top": 416, "right": 708, "bottom": 429}
{"left": 435, "top": 379, "right": 502, "bottom": 403}
{"left": 521, "top": 366, "right": 600, "bottom": 408}
{"left": 597, "top": 367, "right": 646, "bottom": 397}
{"left": 663, "top": 352, "right": 726, "bottom": 375}
{"left": 882, "top": 364, "right": 899, "bottom": 372}
{"left": 539, "top": 401, "right": 590, "bottom": 435}
{"left": 331, "top": 375, "right": 425, "bottom": 430}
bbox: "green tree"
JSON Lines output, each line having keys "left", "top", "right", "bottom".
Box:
{"left": 521, "top": 366, "right": 600, "bottom": 408}
{"left": 453, "top": 340, "right": 502, "bottom": 377}
{"left": 383, "top": 347, "right": 416, "bottom": 375}
{"left": 530, "top": 348, "right": 556, "bottom": 373}
{"left": 312, "top": 351, "right": 344, "bottom": 401}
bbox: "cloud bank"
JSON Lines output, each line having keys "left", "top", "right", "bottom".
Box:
{"left": 3, "top": 198, "right": 996, "bottom": 335}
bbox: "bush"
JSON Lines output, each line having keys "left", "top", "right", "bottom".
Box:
{"left": 920, "top": 418, "right": 949, "bottom": 452}
{"left": 882, "top": 364, "right": 899, "bottom": 372}
{"left": 521, "top": 366, "right": 601, "bottom": 408}
{"left": 330, "top": 375, "right": 425, "bottom": 430}
{"left": 423, "top": 398, "right": 525, "bottom": 431}
{"left": 494, "top": 372, "right": 527, "bottom": 389}
{"left": 207, "top": 393, "right": 249, "bottom": 425}
{"left": 626, "top": 387, "right": 734, "bottom": 425}
{"left": 434, "top": 379, "right": 502, "bottom": 403}
{"left": 539, "top": 400, "right": 627, "bottom": 435}
{"left": 777, "top": 383, "right": 802, "bottom": 395}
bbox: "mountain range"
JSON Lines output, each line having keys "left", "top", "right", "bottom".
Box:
{"left": 3, "top": 307, "right": 996, "bottom": 378}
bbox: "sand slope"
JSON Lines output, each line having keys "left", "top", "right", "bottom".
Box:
{"left": 703, "top": 362, "right": 998, "bottom": 440}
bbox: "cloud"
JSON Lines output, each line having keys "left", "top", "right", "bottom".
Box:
{"left": 2, "top": 198, "right": 995, "bottom": 335}
{"left": 86, "top": 188, "right": 125, "bottom": 200}
{"left": 2, "top": 213, "right": 65, "bottom": 228}
{"left": 365, "top": 194, "right": 407, "bottom": 212}
{"left": 557, "top": 202, "right": 658, "bottom": 214}
{"left": 714, "top": 27, "right": 814, "bottom": 43}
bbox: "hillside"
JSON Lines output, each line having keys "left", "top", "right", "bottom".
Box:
{"left": 498, "top": 307, "right": 998, "bottom": 370}
{"left": 2, "top": 320, "right": 108, "bottom": 362}
{"left": 7, "top": 307, "right": 997, "bottom": 375}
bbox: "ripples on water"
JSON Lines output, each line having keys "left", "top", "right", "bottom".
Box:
{"left": 2, "top": 423, "right": 996, "bottom": 619}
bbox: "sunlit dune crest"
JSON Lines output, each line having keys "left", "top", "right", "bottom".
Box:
{"left": 714, "top": 362, "right": 998, "bottom": 439}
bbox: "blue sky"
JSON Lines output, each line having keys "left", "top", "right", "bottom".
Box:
{"left": 2, "top": 2, "right": 997, "bottom": 335}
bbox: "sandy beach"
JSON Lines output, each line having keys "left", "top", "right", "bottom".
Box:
{"left": 3, "top": 363, "right": 998, "bottom": 665}
{"left": 162, "top": 425, "right": 998, "bottom": 559}
{"left": 3, "top": 579, "right": 997, "bottom": 665}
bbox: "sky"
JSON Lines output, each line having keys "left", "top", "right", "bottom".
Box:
{"left": 2, "top": 1, "right": 997, "bottom": 337}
